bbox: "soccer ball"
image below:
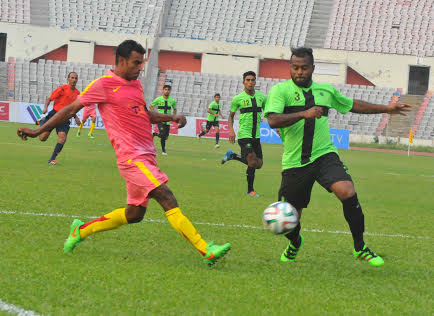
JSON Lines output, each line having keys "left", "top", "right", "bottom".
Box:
{"left": 262, "top": 201, "right": 299, "bottom": 235}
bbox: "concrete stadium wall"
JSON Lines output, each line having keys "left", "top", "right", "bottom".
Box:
{"left": 93, "top": 45, "right": 116, "bottom": 65}
{"left": 67, "top": 41, "right": 95, "bottom": 63}
{"left": 158, "top": 51, "right": 202, "bottom": 72}
{"left": 201, "top": 53, "right": 258, "bottom": 76}
{"left": 2, "top": 22, "right": 433, "bottom": 92}
{"left": 1, "top": 22, "right": 154, "bottom": 62}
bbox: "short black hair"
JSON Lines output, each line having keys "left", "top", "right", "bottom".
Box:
{"left": 290, "top": 47, "right": 314, "bottom": 65}
{"left": 214, "top": 93, "right": 220, "bottom": 97}
{"left": 67, "top": 72, "right": 77, "bottom": 78}
{"left": 163, "top": 85, "right": 172, "bottom": 90}
{"left": 243, "top": 71, "right": 256, "bottom": 80}
{"left": 115, "top": 40, "right": 145, "bottom": 65}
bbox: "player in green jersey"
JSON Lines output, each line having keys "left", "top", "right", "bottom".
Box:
{"left": 265, "top": 47, "right": 410, "bottom": 267}
{"left": 151, "top": 85, "right": 177, "bottom": 155}
{"left": 221, "top": 71, "right": 267, "bottom": 197}
{"left": 197, "top": 93, "right": 225, "bottom": 148}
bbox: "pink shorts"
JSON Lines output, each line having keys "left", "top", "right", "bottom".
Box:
{"left": 118, "top": 156, "right": 169, "bottom": 207}
{"left": 82, "top": 104, "right": 97, "bottom": 122}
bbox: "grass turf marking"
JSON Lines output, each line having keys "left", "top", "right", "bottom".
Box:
{"left": 0, "top": 210, "right": 430, "bottom": 240}
{"left": 0, "top": 299, "right": 42, "bottom": 316}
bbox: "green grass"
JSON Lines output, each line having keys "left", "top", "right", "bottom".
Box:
{"left": 0, "top": 122, "right": 433, "bottom": 315}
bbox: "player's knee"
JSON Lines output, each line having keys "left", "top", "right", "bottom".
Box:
{"left": 340, "top": 187, "right": 356, "bottom": 200}
{"left": 150, "top": 184, "right": 178, "bottom": 209}
{"left": 126, "top": 206, "right": 146, "bottom": 223}
{"left": 39, "top": 135, "right": 48, "bottom": 142}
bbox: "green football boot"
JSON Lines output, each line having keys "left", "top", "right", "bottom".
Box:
{"left": 88, "top": 132, "right": 95, "bottom": 139}
{"left": 281, "top": 235, "right": 304, "bottom": 262}
{"left": 353, "top": 245, "right": 384, "bottom": 267}
{"left": 76, "top": 130, "right": 81, "bottom": 137}
{"left": 202, "top": 241, "right": 231, "bottom": 266}
{"left": 64, "top": 219, "right": 84, "bottom": 253}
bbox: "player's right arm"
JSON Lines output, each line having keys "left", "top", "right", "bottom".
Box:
{"left": 227, "top": 111, "right": 236, "bottom": 143}
{"left": 18, "top": 99, "right": 83, "bottom": 140}
{"left": 42, "top": 97, "right": 52, "bottom": 114}
{"left": 148, "top": 110, "right": 187, "bottom": 128}
{"left": 228, "top": 96, "right": 239, "bottom": 143}
{"left": 265, "top": 85, "right": 322, "bottom": 128}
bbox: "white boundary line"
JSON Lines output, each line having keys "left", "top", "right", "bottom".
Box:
{"left": 0, "top": 299, "right": 42, "bottom": 316}
{"left": 384, "top": 172, "right": 434, "bottom": 178}
{"left": 0, "top": 210, "right": 431, "bottom": 240}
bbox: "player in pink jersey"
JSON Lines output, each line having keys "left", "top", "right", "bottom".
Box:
{"left": 17, "top": 40, "right": 231, "bottom": 266}
{"left": 76, "top": 103, "right": 97, "bottom": 139}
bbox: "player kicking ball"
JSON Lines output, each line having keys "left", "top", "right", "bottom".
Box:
{"left": 17, "top": 40, "right": 231, "bottom": 266}
{"left": 265, "top": 47, "right": 410, "bottom": 267}
{"left": 197, "top": 93, "right": 224, "bottom": 148}
{"left": 76, "top": 103, "right": 97, "bottom": 138}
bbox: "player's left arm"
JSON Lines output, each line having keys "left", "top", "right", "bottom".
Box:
{"left": 148, "top": 111, "right": 186, "bottom": 128}
{"left": 18, "top": 99, "right": 84, "bottom": 140}
{"left": 351, "top": 99, "right": 411, "bottom": 115}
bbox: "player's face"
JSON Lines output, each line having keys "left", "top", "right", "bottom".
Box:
{"left": 243, "top": 75, "right": 256, "bottom": 92}
{"left": 68, "top": 73, "right": 78, "bottom": 87}
{"left": 215, "top": 96, "right": 220, "bottom": 103}
{"left": 125, "top": 51, "right": 144, "bottom": 80}
{"left": 290, "top": 56, "right": 314, "bottom": 88}
{"left": 163, "top": 87, "right": 171, "bottom": 96}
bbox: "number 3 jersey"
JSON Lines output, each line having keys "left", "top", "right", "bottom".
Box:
{"left": 264, "top": 79, "right": 353, "bottom": 170}
{"left": 78, "top": 70, "right": 157, "bottom": 163}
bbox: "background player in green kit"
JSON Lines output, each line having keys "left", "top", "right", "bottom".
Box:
{"left": 197, "top": 93, "right": 225, "bottom": 148}
{"left": 265, "top": 47, "right": 411, "bottom": 267}
{"left": 221, "top": 71, "right": 267, "bottom": 197}
{"left": 151, "top": 85, "right": 177, "bottom": 155}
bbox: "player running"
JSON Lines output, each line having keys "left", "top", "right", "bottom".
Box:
{"left": 36, "top": 72, "right": 81, "bottom": 164}
{"left": 151, "top": 85, "right": 177, "bottom": 155}
{"left": 17, "top": 40, "right": 231, "bottom": 266}
{"left": 76, "top": 103, "right": 97, "bottom": 138}
{"left": 265, "top": 47, "right": 411, "bottom": 267}
{"left": 221, "top": 71, "right": 267, "bottom": 197}
{"left": 197, "top": 93, "right": 225, "bottom": 148}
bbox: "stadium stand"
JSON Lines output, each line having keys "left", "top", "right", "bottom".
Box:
{"left": 0, "top": 61, "right": 8, "bottom": 100}
{"left": 29, "top": 0, "right": 49, "bottom": 27}
{"left": 13, "top": 59, "right": 114, "bottom": 103}
{"left": 305, "top": 0, "right": 335, "bottom": 48}
{"left": 48, "top": 0, "right": 165, "bottom": 35}
{"left": 325, "top": 0, "right": 433, "bottom": 56}
{"left": 415, "top": 93, "right": 434, "bottom": 140}
{"left": 164, "top": 0, "right": 314, "bottom": 47}
{"left": 0, "top": 0, "right": 30, "bottom": 24}
{"left": 162, "top": 70, "right": 396, "bottom": 135}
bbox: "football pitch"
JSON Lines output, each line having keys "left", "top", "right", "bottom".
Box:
{"left": 0, "top": 122, "right": 432, "bottom": 315}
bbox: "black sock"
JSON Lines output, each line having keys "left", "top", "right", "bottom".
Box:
{"left": 246, "top": 167, "right": 255, "bottom": 192}
{"left": 342, "top": 193, "right": 365, "bottom": 251}
{"left": 199, "top": 130, "right": 206, "bottom": 137}
{"left": 231, "top": 153, "right": 248, "bottom": 165}
{"left": 161, "top": 137, "right": 166, "bottom": 152}
{"left": 216, "top": 132, "right": 219, "bottom": 144}
{"left": 285, "top": 223, "right": 301, "bottom": 248}
{"left": 49, "top": 143, "right": 64, "bottom": 161}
